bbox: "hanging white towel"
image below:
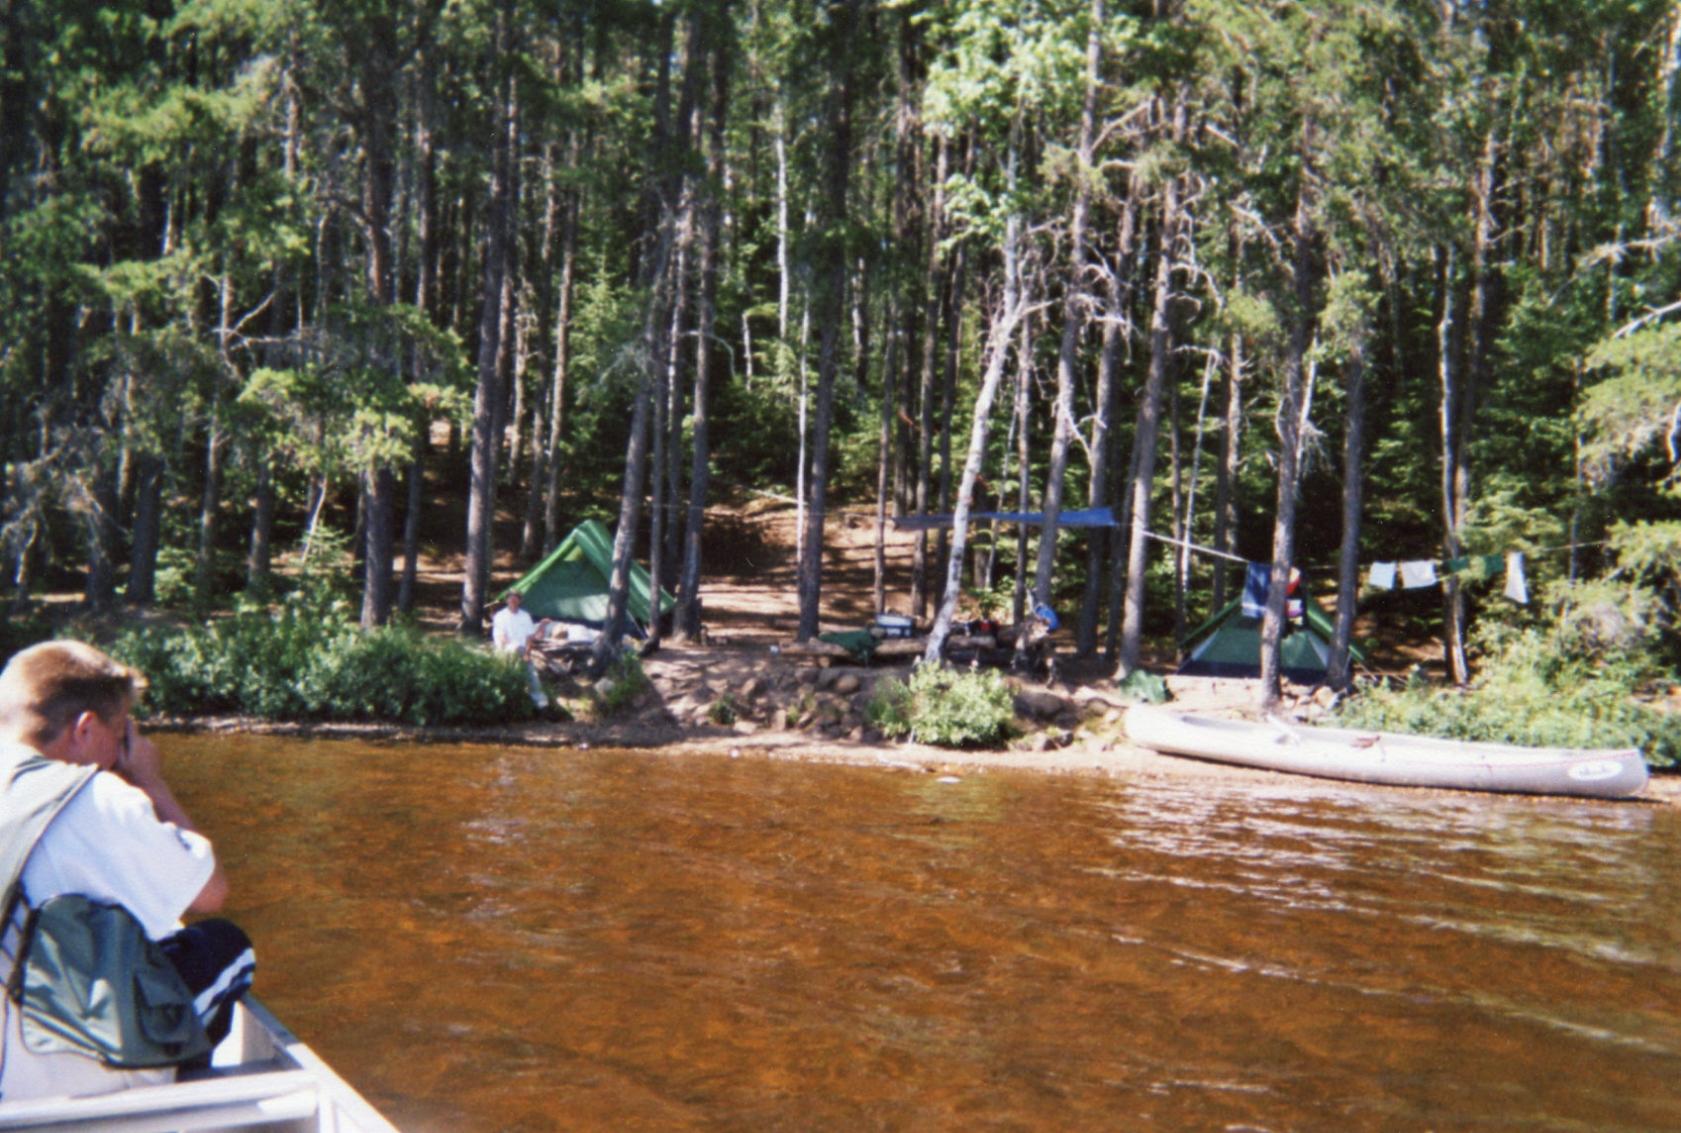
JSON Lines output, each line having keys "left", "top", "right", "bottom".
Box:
{"left": 1504, "top": 551, "right": 1529, "bottom": 604}
{"left": 1399, "top": 560, "right": 1439, "bottom": 588}
{"left": 1366, "top": 561, "right": 1397, "bottom": 590}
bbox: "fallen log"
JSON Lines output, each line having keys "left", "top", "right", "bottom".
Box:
{"left": 777, "top": 640, "right": 854, "bottom": 667}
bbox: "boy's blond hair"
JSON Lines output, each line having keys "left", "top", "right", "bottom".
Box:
{"left": 0, "top": 641, "right": 146, "bottom": 747}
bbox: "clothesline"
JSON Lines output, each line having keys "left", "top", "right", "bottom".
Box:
{"left": 1147, "top": 529, "right": 1606, "bottom": 572}
{"left": 1145, "top": 530, "right": 1620, "bottom": 611}
{"left": 1141, "top": 529, "right": 1250, "bottom": 565}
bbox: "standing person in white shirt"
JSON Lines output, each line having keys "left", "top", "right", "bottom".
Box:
{"left": 0, "top": 640, "right": 254, "bottom": 1101}
{"left": 491, "top": 592, "right": 550, "bottom": 708}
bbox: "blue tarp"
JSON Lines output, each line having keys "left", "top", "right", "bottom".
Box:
{"left": 892, "top": 506, "right": 1119, "bottom": 531}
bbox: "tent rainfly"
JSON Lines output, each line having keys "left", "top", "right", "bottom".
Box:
{"left": 1177, "top": 594, "right": 1363, "bottom": 684}
{"left": 500, "top": 519, "right": 675, "bottom": 635}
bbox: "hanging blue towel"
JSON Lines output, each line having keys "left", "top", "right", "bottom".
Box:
{"left": 1242, "top": 563, "right": 1269, "bottom": 619}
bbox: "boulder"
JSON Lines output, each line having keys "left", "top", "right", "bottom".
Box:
{"left": 1014, "top": 689, "right": 1068, "bottom": 721}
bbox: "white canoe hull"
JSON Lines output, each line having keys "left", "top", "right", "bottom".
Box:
{"left": 1125, "top": 704, "right": 1651, "bottom": 799}
{"left": 0, "top": 998, "right": 399, "bottom": 1132}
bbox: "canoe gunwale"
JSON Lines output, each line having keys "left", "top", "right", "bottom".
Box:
{"left": 0, "top": 998, "right": 400, "bottom": 1132}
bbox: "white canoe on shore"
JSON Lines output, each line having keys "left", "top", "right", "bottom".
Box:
{"left": 1124, "top": 704, "right": 1651, "bottom": 800}
{"left": 0, "top": 998, "right": 399, "bottom": 1132}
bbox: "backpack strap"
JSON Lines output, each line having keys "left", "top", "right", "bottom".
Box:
{"left": 0, "top": 745, "right": 98, "bottom": 944}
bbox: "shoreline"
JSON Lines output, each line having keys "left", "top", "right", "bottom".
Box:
{"left": 151, "top": 708, "right": 1681, "bottom": 806}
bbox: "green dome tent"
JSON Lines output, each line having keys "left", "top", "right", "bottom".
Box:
{"left": 499, "top": 519, "right": 675, "bottom": 635}
{"left": 1177, "top": 593, "right": 1362, "bottom": 684}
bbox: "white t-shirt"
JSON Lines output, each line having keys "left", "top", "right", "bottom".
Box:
{"left": 492, "top": 606, "right": 538, "bottom": 653}
{"left": 0, "top": 767, "right": 216, "bottom": 1101}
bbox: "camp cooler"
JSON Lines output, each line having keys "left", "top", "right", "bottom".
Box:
{"left": 873, "top": 612, "right": 915, "bottom": 639}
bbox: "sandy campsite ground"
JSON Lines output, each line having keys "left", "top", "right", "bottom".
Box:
{"left": 165, "top": 496, "right": 1680, "bottom": 806}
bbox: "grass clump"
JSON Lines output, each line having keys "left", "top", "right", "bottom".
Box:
{"left": 867, "top": 663, "right": 1016, "bottom": 748}
{"left": 110, "top": 591, "right": 532, "bottom": 727}
{"left": 707, "top": 693, "right": 738, "bottom": 725}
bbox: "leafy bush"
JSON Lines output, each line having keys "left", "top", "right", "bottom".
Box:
{"left": 1336, "top": 618, "right": 1681, "bottom": 768}
{"left": 867, "top": 663, "right": 1016, "bottom": 748}
{"left": 110, "top": 592, "right": 531, "bottom": 726}
{"left": 591, "top": 652, "right": 650, "bottom": 718}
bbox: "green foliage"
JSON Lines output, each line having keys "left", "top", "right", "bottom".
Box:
{"left": 1336, "top": 612, "right": 1681, "bottom": 769}
{"left": 110, "top": 591, "right": 531, "bottom": 726}
{"left": 707, "top": 693, "right": 739, "bottom": 726}
{"left": 1581, "top": 323, "right": 1681, "bottom": 494}
{"left": 867, "top": 663, "right": 1016, "bottom": 748}
{"left": 591, "top": 652, "right": 650, "bottom": 719}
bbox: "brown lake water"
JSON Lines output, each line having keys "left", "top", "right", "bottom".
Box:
{"left": 166, "top": 734, "right": 1681, "bottom": 1132}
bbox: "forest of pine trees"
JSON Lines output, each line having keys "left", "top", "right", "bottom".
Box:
{"left": 3, "top": 0, "right": 1679, "bottom": 705}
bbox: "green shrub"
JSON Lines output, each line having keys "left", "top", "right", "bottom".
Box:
{"left": 707, "top": 693, "right": 738, "bottom": 725}
{"left": 591, "top": 652, "right": 650, "bottom": 718}
{"left": 867, "top": 663, "right": 1016, "bottom": 748}
{"left": 1336, "top": 623, "right": 1681, "bottom": 768}
{"left": 110, "top": 592, "right": 531, "bottom": 727}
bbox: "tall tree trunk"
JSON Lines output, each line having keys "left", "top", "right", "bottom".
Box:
{"left": 1258, "top": 175, "right": 1323, "bottom": 711}
{"left": 1327, "top": 299, "right": 1369, "bottom": 690}
{"left": 194, "top": 402, "right": 224, "bottom": 607}
{"left": 247, "top": 461, "right": 275, "bottom": 595}
{"left": 127, "top": 453, "right": 164, "bottom": 608}
{"left": 1443, "top": 125, "right": 1501, "bottom": 685}
{"left": 1119, "top": 98, "right": 1188, "bottom": 674}
{"left": 648, "top": 324, "right": 671, "bottom": 647}
{"left": 1211, "top": 326, "right": 1243, "bottom": 612}
{"left": 651, "top": 10, "right": 709, "bottom": 646}
{"left": 1437, "top": 242, "right": 1469, "bottom": 683}
{"left": 677, "top": 14, "right": 731, "bottom": 641}
{"left": 122, "top": 447, "right": 162, "bottom": 605}
{"left": 1029, "top": 0, "right": 1103, "bottom": 634}
{"left": 599, "top": 7, "right": 683, "bottom": 657}
{"left": 934, "top": 241, "right": 965, "bottom": 593}
{"left": 794, "top": 0, "right": 861, "bottom": 642}
{"left": 1175, "top": 349, "right": 1220, "bottom": 649}
{"left": 543, "top": 134, "right": 580, "bottom": 551}
{"left": 357, "top": 16, "right": 401, "bottom": 629}
{"left": 520, "top": 308, "right": 548, "bottom": 562}
{"left": 927, "top": 117, "right": 1028, "bottom": 663}
{"left": 1012, "top": 310, "right": 1035, "bottom": 625}
{"left": 874, "top": 303, "right": 900, "bottom": 615}
{"left": 398, "top": 451, "right": 423, "bottom": 614}
{"left": 877, "top": 11, "right": 921, "bottom": 615}
{"left": 83, "top": 464, "right": 117, "bottom": 612}
{"left": 459, "top": 3, "right": 517, "bottom": 634}
{"left": 402, "top": 39, "right": 439, "bottom": 616}
{"left": 195, "top": 271, "right": 236, "bottom": 607}
{"left": 1076, "top": 320, "right": 1122, "bottom": 656}
{"left": 361, "top": 468, "right": 397, "bottom": 627}
{"left": 910, "top": 138, "right": 949, "bottom": 621}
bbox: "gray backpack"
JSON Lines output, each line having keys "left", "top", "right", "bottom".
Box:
{"left": 1, "top": 746, "right": 211, "bottom": 1070}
